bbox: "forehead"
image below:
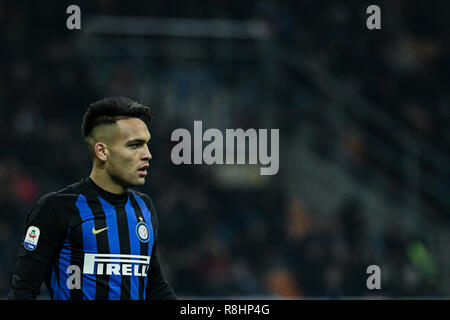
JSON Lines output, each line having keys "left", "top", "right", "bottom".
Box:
{"left": 112, "top": 118, "right": 150, "bottom": 142}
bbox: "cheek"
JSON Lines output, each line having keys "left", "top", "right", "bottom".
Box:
{"left": 109, "top": 153, "right": 134, "bottom": 173}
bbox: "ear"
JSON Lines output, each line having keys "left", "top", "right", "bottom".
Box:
{"left": 94, "top": 142, "right": 109, "bottom": 162}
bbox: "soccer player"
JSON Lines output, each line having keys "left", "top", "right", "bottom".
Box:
{"left": 8, "top": 97, "right": 176, "bottom": 300}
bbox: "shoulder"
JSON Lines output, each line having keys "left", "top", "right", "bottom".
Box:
{"left": 29, "top": 180, "right": 88, "bottom": 216}
{"left": 55, "top": 179, "right": 88, "bottom": 196}
{"left": 26, "top": 191, "right": 69, "bottom": 225}
{"left": 129, "top": 189, "right": 159, "bottom": 226}
{"left": 42, "top": 180, "right": 86, "bottom": 205}
{"left": 129, "top": 189, "right": 156, "bottom": 210}
{"left": 32, "top": 191, "right": 58, "bottom": 211}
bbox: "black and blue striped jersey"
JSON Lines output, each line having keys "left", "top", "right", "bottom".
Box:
{"left": 8, "top": 177, "right": 176, "bottom": 300}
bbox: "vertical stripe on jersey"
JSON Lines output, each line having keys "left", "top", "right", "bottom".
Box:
{"left": 130, "top": 192, "right": 154, "bottom": 296}
{"left": 87, "top": 195, "right": 111, "bottom": 300}
{"left": 69, "top": 218, "right": 84, "bottom": 300}
{"left": 57, "top": 230, "right": 72, "bottom": 299}
{"left": 131, "top": 193, "right": 154, "bottom": 254}
{"left": 98, "top": 197, "right": 122, "bottom": 300}
{"left": 114, "top": 204, "right": 131, "bottom": 300}
{"left": 124, "top": 197, "right": 141, "bottom": 300}
{"left": 129, "top": 194, "right": 150, "bottom": 299}
{"left": 75, "top": 194, "right": 97, "bottom": 300}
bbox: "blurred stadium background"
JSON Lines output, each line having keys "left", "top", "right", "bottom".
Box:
{"left": 0, "top": 0, "right": 449, "bottom": 299}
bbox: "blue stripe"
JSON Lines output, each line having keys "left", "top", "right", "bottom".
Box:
{"left": 49, "top": 267, "right": 58, "bottom": 299}
{"left": 98, "top": 197, "right": 121, "bottom": 300}
{"left": 57, "top": 230, "right": 72, "bottom": 299}
{"left": 125, "top": 197, "right": 140, "bottom": 300}
{"left": 131, "top": 193, "right": 154, "bottom": 294}
{"left": 75, "top": 194, "right": 97, "bottom": 300}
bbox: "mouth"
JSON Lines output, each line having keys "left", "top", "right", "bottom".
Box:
{"left": 137, "top": 164, "right": 149, "bottom": 176}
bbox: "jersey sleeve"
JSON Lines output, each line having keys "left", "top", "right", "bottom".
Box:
{"left": 144, "top": 196, "right": 176, "bottom": 300}
{"left": 8, "top": 192, "right": 70, "bottom": 300}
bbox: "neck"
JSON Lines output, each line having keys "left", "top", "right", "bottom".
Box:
{"left": 89, "top": 168, "right": 127, "bottom": 195}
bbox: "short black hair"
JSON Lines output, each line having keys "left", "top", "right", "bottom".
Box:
{"left": 81, "top": 97, "right": 152, "bottom": 139}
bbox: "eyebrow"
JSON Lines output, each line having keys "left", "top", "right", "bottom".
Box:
{"left": 126, "top": 137, "right": 151, "bottom": 144}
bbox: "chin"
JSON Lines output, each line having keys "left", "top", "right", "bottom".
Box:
{"left": 134, "top": 177, "right": 147, "bottom": 186}
{"left": 121, "top": 177, "right": 146, "bottom": 188}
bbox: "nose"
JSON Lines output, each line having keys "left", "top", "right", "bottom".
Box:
{"left": 142, "top": 144, "right": 152, "bottom": 160}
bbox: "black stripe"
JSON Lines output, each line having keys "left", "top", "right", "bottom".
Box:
{"left": 86, "top": 195, "right": 110, "bottom": 300}
{"left": 129, "top": 194, "right": 148, "bottom": 300}
{"left": 140, "top": 195, "right": 158, "bottom": 300}
{"left": 115, "top": 205, "right": 131, "bottom": 300}
{"left": 69, "top": 216, "right": 84, "bottom": 300}
{"left": 141, "top": 196, "right": 159, "bottom": 243}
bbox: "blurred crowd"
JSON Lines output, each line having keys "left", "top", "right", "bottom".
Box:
{"left": 0, "top": 1, "right": 448, "bottom": 298}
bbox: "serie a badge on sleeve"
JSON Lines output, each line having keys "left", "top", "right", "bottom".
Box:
{"left": 24, "top": 226, "right": 40, "bottom": 251}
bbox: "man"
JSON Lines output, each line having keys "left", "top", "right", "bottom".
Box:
{"left": 8, "top": 97, "right": 176, "bottom": 300}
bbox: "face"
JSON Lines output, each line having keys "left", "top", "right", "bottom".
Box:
{"left": 104, "top": 118, "right": 152, "bottom": 188}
